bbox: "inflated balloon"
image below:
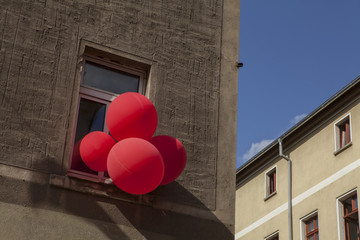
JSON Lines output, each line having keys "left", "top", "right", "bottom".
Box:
{"left": 79, "top": 131, "right": 116, "bottom": 172}
{"left": 106, "top": 92, "right": 158, "bottom": 141}
{"left": 107, "top": 138, "right": 164, "bottom": 195}
{"left": 149, "top": 135, "right": 187, "bottom": 185}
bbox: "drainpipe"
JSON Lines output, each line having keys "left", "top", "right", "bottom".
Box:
{"left": 278, "top": 138, "right": 293, "bottom": 240}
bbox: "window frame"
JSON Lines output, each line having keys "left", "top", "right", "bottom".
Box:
{"left": 300, "top": 210, "right": 319, "bottom": 240}
{"left": 336, "top": 188, "right": 360, "bottom": 240}
{"left": 67, "top": 52, "right": 147, "bottom": 182}
{"left": 264, "top": 166, "right": 277, "bottom": 200}
{"left": 334, "top": 114, "right": 352, "bottom": 155}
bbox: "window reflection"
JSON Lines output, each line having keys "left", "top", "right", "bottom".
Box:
{"left": 83, "top": 61, "right": 140, "bottom": 94}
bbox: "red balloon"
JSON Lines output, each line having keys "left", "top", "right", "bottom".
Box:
{"left": 106, "top": 92, "right": 158, "bottom": 141}
{"left": 79, "top": 131, "right": 116, "bottom": 172}
{"left": 107, "top": 138, "right": 164, "bottom": 195}
{"left": 149, "top": 135, "right": 187, "bottom": 185}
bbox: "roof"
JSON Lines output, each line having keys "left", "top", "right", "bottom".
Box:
{"left": 236, "top": 75, "right": 360, "bottom": 184}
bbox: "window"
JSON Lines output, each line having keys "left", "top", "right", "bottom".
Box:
{"left": 265, "top": 166, "right": 277, "bottom": 199}
{"left": 68, "top": 47, "right": 147, "bottom": 182}
{"left": 301, "top": 210, "right": 319, "bottom": 240}
{"left": 305, "top": 216, "right": 319, "bottom": 240}
{"left": 343, "top": 195, "right": 359, "bottom": 240}
{"left": 337, "top": 190, "right": 359, "bottom": 240}
{"left": 335, "top": 114, "right": 352, "bottom": 153}
{"left": 264, "top": 230, "right": 279, "bottom": 240}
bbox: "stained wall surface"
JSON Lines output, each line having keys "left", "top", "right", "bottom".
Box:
{"left": 0, "top": 0, "right": 239, "bottom": 239}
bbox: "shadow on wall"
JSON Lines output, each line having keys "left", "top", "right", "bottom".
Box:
{"left": 0, "top": 158, "right": 233, "bottom": 240}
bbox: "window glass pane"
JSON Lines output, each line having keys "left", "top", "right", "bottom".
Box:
{"left": 71, "top": 98, "right": 106, "bottom": 174}
{"left": 344, "top": 198, "right": 354, "bottom": 214}
{"left": 347, "top": 221, "right": 358, "bottom": 240}
{"left": 308, "top": 235, "right": 315, "bottom": 240}
{"left": 307, "top": 220, "right": 314, "bottom": 232}
{"left": 75, "top": 98, "right": 106, "bottom": 143}
{"left": 83, "top": 61, "right": 140, "bottom": 94}
{"left": 343, "top": 195, "right": 359, "bottom": 240}
{"left": 355, "top": 196, "right": 358, "bottom": 209}
{"left": 269, "top": 175, "right": 274, "bottom": 193}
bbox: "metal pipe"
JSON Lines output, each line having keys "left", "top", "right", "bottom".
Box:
{"left": 278, "top": 138, "right": 293, "bottom": 240}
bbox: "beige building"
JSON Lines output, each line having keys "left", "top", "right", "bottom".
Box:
{"left": 236, "top": 76, "right": 360, "bottom": 240}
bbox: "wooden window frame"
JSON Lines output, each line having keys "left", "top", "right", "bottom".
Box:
{"left": 305, "top": 216, "right": 319, "bottom": 240}
{"left": 334, "top": 114, "right": 352, "bottom": 154}
{"left": 300, "top": 210, "right": 319, "bottom": 240}
{"left": 337, "top": 189, "right": 360, "bottom": 240}
{"left": 265, "top": 166, "right": 277, "bottom": 200}
{"left": 343, "top": 195, "right": 359, "bottom": 240}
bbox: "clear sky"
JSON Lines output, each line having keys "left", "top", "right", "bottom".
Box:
{"left": 236, "top": 0, "right": 360, "bottom": 168}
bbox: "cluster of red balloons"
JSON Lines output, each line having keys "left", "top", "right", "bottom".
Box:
{"left": 79, "top": 92, "right": 187, "bottom": 195}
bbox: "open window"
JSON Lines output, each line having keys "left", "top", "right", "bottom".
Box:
{"left": 68, "top": 47, "right": 147, "bottom": 182}
{"left": 337, "top": 189, "right": 359, "bottom": 240}
{"left": 335, "top": 114, "right": 352, "bottom": 154}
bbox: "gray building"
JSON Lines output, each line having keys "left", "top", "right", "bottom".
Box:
{"left": 0, "top": 1, "right": 239, "bottom": 239}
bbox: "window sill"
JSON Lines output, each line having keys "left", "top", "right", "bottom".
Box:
{"left": 49, "top": 174, "right": 155, "bottom": 206}
{"left": 334, "top": 141, "right": 352, "bottom": 156}
{"left": 264, "top": 191, "right": 277, "bottom": 201}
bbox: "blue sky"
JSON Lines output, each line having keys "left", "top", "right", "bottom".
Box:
{"left": 236, "top": 0, "right": 360, "bottom": 168}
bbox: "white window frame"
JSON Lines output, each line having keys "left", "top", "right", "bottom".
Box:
{"left": 264, "top": 165, "right": 277, "bottom": 200}
{"left": 264, "top": 230, "right": 279, "bottom": 240}
{"left": 336, "top": 188, "right": 359, "bottom": 240}
{"left": 334, "top": 113, "right": 352, "bottom": 155}
{"left": 300, "top": 210, "right": 319, "bottom": 240}
{"left": 67, "top": 53, "right": 147, "bottom": 182}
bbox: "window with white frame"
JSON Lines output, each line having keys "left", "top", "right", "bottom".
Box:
{"left": 335, "top": 114, "right": 352, "bottom": 153}
{"left": 264, "top": 230, "right": 279, "bottom": 240}
{"left": 68, "top": 47, "right": 147, "bottom": 182}
{"left": 300, "top": 210, "right": 319, "bottom": 240}
{"left": 337, "top": 189, "right": 359, "bottom": 240}
{"left": 265, "top": 166, "right": 277, "bottom": 199}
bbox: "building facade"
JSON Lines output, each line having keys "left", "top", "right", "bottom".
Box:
{"left": 236, "top": 76, "right": 360, "bottom": 240}
{"left": 0, "top": 1, "right": 239, "bottom": 239}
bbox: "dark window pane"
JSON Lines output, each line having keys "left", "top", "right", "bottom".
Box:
{"left": 71, "top": 98, "right": 106, "bottom": 174}
{"left": 75, "top": 98, "right": 106, "bottom": 143}
{"left": 83, "top": 61, "right": 140, "bottom": 94}
{"left": 344, "top": 197, "right": 354, "bottom": 213}
{"left": 347, "top": 221, "right": 358, "bottom": 240}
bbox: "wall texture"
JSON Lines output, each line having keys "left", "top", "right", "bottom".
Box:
{"left": 0, "top": 0, "right": 239, "bottom": 239}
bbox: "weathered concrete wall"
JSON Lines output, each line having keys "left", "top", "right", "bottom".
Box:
{"left": 0, "top": 0, "right": 239, "bottom": 239}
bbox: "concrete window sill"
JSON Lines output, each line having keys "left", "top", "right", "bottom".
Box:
{"left": 264, "top": 191, "right": 277, "bottom": 201}
{"left": 49, "top": 174, "right": 155, "bottom": 206}
{"left": 334, "top": 141, "right": 352, "bottom": 156}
